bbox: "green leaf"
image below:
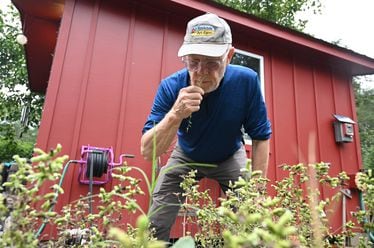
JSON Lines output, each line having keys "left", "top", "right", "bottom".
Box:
{"left": 171, "top": 236, "right": 195, "bottom": 248}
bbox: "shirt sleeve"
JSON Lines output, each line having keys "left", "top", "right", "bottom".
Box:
{"left": 244, "top": 74, "right": 272, "bottom": 140}
{"left": 142, "top": 79, "right": 178, "bottom": 134}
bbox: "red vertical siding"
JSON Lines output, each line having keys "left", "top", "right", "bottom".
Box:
{"left": 35, "top": 0, "right": 364, "bottom": 239}
{"left": 332, "top": 71, "right": 360, "bottom": 174}
{"left": 270, "top": 51, "right": 299, "bottom": 176}
{"left": 262, "top": 47, "right": 361, "bottom": 232}
{"left": 35, "top": 0, "right": 185, "bottom": 237}
{"left": 293, "top": 58, "right": 320, "bottom": 163}
{"left": 330, "top": 69, "right": 361, "bottom": 230}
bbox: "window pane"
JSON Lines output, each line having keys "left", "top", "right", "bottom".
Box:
{"left": 231, "top": 52, "right": 260, "bottom": 76}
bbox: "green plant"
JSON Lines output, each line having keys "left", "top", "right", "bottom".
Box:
{"left": 180, "top": 163, "right": 299, "bottom": 247}
{"left": 354, "top": 169, "right": 374, "bottom": 245}
{"left": 0, "top": 4, "right": 44, "bottom": 160}
{"left": 1, "top": 146, "right": 373, "bottom": 247}
{"left": 0, "top": 145, "right": 200, "bottom": 247}
{"left": 0, "top": 145, "right": 68, "bottom": 247}
{"left": 0, "top": 124, "right": 35, "bottom": 161}
{"left": 0, "top": 145, "right": 164, "bottom": 247}
{"left": 179, "top": 161, "right": 373, "bottom": 247}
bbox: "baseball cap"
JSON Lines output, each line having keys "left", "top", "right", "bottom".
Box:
{"left": 178, "top": 13, "right": 232, "bottom": 57}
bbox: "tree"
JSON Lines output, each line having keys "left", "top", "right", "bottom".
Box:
{"left": 353, "top": 76, "right": 374, "bottom": 170}
{"left": 0, "top": 4, "right": 43, "bottom": 161}
{"left": 213, "top": 0, "right": 321, "bottom": 30}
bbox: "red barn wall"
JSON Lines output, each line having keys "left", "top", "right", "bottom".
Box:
{"left": 36, "top": 0, "right": 362, "bottom": 238}
{"left": 265, "top": 49, "right": 361, "bottom": 232}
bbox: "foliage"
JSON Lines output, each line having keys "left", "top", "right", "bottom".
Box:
{"left": 354, "top": 170, "right": 374, "bottom": 245}
{"left": 180, "top": 161, "right": 373, "bottom": 247}
{"left": 0, "top": 145, "right": 191, "bottom": 247}
{"left": 0, "top": 145, "right": 68, "bottom": 247}
{"left": 213, "top": 0, "right": 321, "bottom": 31}
{"left": 0, "top": 3, "right": 43, "bottom": 162}
{"left": 0, "top": 146, "right": 373, "bottom": 247}
{"left": 353, "top": 76, "right": 374, "bottom": 170}
{"left": 49, "top": 164, "right": 166, "bottom": 248}
{"left": 0, "top": 3, "right": 44, "bottom": 128}
{"left": 0, "top": 123, "right": 36, "bottom": 161}
{"left": 0, "top": 2, "right": 373, "bottom": 246}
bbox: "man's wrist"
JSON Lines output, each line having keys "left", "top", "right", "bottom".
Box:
{"left": 165, "top": 111, "right": 183, "bottom": 127}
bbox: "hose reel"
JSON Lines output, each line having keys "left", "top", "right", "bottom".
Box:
{"left": 78, "top": 145, "right": 134, "bottom": 185}
{"left": 34, "top": 145, "right": 134, "bottom": 237}
{"left": 85, "top": 150, "right": 108, "bottom": 178}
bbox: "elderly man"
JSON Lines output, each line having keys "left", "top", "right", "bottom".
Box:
{"left": 141, "top": 13, "right": 272, "bottom": 242}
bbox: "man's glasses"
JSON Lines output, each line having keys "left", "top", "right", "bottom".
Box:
{"left": 182, "top": 54, "right": 227, "bottom": 72}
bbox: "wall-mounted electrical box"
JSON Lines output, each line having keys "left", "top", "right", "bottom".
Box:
{"left": 333, "top": 114, "right": 355, "bottom": 143}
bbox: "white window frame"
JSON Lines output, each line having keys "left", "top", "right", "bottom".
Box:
{"left": 232, "top": 48, "right": 265, "bottom": 98}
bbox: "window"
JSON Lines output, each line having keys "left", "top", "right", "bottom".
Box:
{"left": 230, "top": 49, "right": 265, "bottom": 145}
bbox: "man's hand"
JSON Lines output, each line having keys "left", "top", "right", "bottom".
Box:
{"left": 171, "top": 86, "right": 204, "bottom": 119}
{"left": 141, "top": 85, "right": 203, "bottom": 160}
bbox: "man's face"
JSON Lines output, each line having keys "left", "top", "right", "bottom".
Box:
{"left": 184, "top": 47, "right": 235, "bottom": 93}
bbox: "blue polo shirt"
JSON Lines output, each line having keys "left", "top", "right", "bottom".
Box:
{"left": 143, "top": 64, "right": 271, "bottom": 163}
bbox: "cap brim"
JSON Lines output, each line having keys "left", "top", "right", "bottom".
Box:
{"left": 178, "top": 43, "right": 230, "bottom": 57}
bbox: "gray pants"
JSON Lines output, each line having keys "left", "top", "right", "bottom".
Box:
{"left": 148, "top": 145, "right": 247, "bottom": 241}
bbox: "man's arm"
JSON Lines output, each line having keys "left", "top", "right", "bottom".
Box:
{"left": 140, "top": 111, "right": 182, "bottom": 161}
{"left": 251, "top": 139, "right": 270, "bottom": 176}
{"left": 141, "top": 85, "right": 204, "bottom": 161}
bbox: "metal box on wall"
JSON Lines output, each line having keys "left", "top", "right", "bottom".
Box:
{"left": 333, "top": 114, "right": 355, "bottom": 143}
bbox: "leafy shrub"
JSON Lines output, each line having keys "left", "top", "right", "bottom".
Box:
{"left": 0, "top": 124, "right": 34, "bottom": 161}
{"left": 354, "top": 170, "right": 374, "bottom": 246}
{"left": 0, "top": 145, "right": 166, "bottom": 247}
{"left": 0, "top": 145, "right": 68, "bottom": 247}
{"left": 180, "top": 162, "right": 374, "bottom": 247}
{"left": 0, "top": 146, "right": 373, "bottom": 247}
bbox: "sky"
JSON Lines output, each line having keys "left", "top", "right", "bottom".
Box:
{"left": 297, "top": 0, "right": 374, "bottom": 89}
{"left": 298, "top": 0, "right": 374, "bottom": 59}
